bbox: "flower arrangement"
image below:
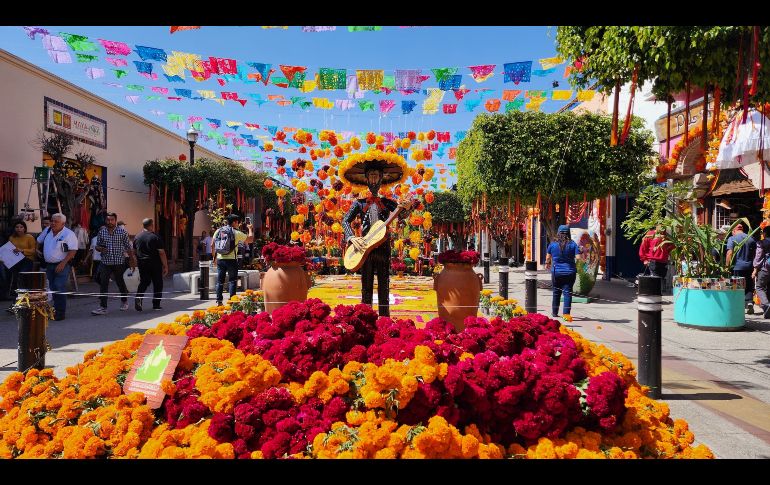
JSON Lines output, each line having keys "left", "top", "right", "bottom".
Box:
{"left": 0, "top": 296, "right": 713, "bottom": 459}
{"left": 437, "top": 250, "right": 480, "bottom": 265}
{"left": 261, "top": 242, "right": 306, "bottom": 265}
{"left": 479, "top": 289, "right": 493, "bottom": 314}
{"left": 488, "top": 297, "right": 526, "bottom": 320}
{"left": 391, "top": 259, "right": 407, "bottom": 274}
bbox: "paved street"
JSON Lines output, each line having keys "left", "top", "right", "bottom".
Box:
{"left": 2, "top": 268, "right": 770, "bottom": 458}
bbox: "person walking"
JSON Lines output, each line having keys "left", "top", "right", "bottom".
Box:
{"left": 36, "top": 213, "right": 77, "bottom": 321}
{"left": 71, "top": 222, "right": 89, "bottom": 270}
{"left": 545, "top": 224, "right": 582, "bottom": 321}
{"left": 638, "top": 224, "right": 673, "bottom": 279}
{"left": 212, "top": 214, "right": 254, "bottom": 306}
{"left": 91, "top": 212, "right": 136, "bottom": 315}
{"left": 7, "top": 220, "right": 37, "bottom": 299}
{"left": 752, "top": 226, "right": 770, "bottom": 318}
{"left": 725, "top": 222, "right": 757, "bottom": 314}
{"left": 133, "top": 218, "right": 168, "bottom": 311}
{"left": 198, "top": 230, "right": 212, "bottom": 262}
{"left": 85, "top": 232, "right": 102, "bottom": 282}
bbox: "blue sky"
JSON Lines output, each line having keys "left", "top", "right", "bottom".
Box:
{"left": 0, "top": 26, "right": 572, "bottom": 189}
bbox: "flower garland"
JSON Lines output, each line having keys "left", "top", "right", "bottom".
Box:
{"left": 337, "top": 149, "right": 409, "bottom": 189}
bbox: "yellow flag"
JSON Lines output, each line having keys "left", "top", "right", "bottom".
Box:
{"left": 539, "top": 56, "right": 564, "bottom": 70}
{"left": 525, "top": 97, "right": 547, "bottom": 112}
{"left": 300, "top": 80, "right": 317, "bottom": 93}
{"left": 551, "top": 90, "right": 574, "bottom": 101}
{"left": 576, "top": 90, "right": 596, "bottom": 101}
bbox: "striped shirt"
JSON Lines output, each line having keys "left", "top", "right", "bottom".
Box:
{"left": 96, "top": 226, "right": 132, "bottom": 265}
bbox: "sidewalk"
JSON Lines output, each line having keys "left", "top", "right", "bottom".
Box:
{"left": 478, "top": 264, "right": 770, "bottom": 458}
{"left": 0, "top": 277, "right": 215, "bottom": 383}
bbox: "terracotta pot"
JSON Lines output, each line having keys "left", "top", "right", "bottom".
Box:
{"left": 260, "top": 261, "right": 311, "bottom": 314}
{"left": 433, "top": 262, "right": 483, "bottom": 331}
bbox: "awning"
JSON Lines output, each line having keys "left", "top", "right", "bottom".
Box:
{"left": 710, "top": 169, "right": 758, "bottom": 196}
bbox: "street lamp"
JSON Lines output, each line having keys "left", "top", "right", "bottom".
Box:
{"left": 184, "top": 128, "right": 198, "bottom": 273}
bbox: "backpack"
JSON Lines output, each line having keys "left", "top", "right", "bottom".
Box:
{"left": 214, "top": 226, "right": 236, "bottom": 255}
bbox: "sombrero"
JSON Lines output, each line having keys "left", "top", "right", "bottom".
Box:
{"left": 338, "top": 149, "right": 409, "bottom": 188}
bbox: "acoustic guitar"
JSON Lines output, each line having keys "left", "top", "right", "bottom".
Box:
{"left": 343, "top": 205, "right": 405, "bottom": 272}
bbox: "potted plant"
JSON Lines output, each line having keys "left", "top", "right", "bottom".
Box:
{"left": 624, "top": 183, "right": 756, "bottom": 331}
{"left": 433, "top": 250, "right": 483, "bottom": 331}
{"left": 391, "top": 259, "right": 407, "bottom": 278}
{"left": 259, "top": 242, "right": 312, "bottom": 314}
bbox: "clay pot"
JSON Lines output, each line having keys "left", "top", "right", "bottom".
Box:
{"left": 434, "top": 263, "right": 483, "bottom": 332}
{"left": 260, "top": 262, "right": 311, "bottom": 314}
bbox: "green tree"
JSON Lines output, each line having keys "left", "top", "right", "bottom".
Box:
{"left": 457, "top": 111, "right": 656, "bottom": 245}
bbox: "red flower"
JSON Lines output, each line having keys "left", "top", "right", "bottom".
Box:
{"left": 437, "top": 250, "right": 480, "bottom": 265}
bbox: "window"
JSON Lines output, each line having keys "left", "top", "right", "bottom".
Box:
{"left": 714, "top": 204, "right": 732, "bottom": 229}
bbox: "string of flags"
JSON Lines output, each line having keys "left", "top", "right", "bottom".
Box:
{"left": 23, "top": 27, "right": 594, "bottom": 115}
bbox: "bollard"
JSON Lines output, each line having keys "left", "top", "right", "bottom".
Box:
{"left": 498, "top": 257, "right": 509, "bottom": 299}
{"left": 199, "top": 260, "right": 210, "bottom": 300}
{"left": 483, "top": 252, "right": 490, "bottom": 283}
{"left": 637, "top": 276, "right": 663, "bottom": 399}
{"left": 16, "top": 272, "right": 48, "bottom": 372}
{"left": 524, "top": 261, "right": 538, "bottom": 314}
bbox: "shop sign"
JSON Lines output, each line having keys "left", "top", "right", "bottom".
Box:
{"left": 44, "top": 96, "right": 107, "bottom": 149}
{"left": 655, "top": 98, "right": 714, "bottom": 142}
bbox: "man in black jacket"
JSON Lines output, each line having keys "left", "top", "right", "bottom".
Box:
{"left": 342, "top": 159, "right": 411, "bottom": 316}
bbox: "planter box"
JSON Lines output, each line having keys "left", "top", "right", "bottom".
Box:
{"left": 673, "top": 285, "right": 745, "bottom": 331}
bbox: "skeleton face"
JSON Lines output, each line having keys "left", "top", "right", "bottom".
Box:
{"left": 365, "top": 168, "right": 383, "bottom": 193}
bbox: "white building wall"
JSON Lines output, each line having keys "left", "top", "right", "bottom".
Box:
{"left": 0, "top": 49, "right": 223, "bottom": 236}
{"left": 607, "top": 80, "right": 669, "bottom": 153}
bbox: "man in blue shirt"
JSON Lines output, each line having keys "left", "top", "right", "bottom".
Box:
{"left": 726, "top": 222, "right": 757, "bottom": 314}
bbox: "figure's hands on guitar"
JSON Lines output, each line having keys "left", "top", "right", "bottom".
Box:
{"left": 397, "top": 198, "right": 412, "bottom": 211}
{"left": 349, "top": 237, "right": 366, "bottom": 252}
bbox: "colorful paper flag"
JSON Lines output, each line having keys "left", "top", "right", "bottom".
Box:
{"left": 551, "top": 90, "right": 574, "bottom": 100}
{"left": 503, "top": 61, "right": 532, "bottom": 84}
{"left": 357, "top": 70, "right": 384, "bottom": 91}
{"left": 85, "top": 67, "right": 104, "bottom": 79}
{"left": 318, "top": 68, "right": 347, "bottom": 90}
{"left": 539, "top": 56, "right": 564, "bottom": 70}
{"left": 468, "top": 64, "right": 496, "bottom": 83}
{"left": 105, "top": 57, "right": 127, "bottom": 67}
{"left": 134, "top": 46, "right": 167, "bottom": 62}
{"left": 401, "top": 100, "right": 417, "bottom": 114}
{"left": 99, "top": 39, "right": 131, "bottom": 56}
{"left": 302, "top": 26, "right": 336, "bottom": 32}
{"left": 59, "top": 33, "right": 97, "bottom": 51}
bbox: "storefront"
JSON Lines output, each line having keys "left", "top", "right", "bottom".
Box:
{"left": 0, "top": 48, "right": 222, "bottom": 262}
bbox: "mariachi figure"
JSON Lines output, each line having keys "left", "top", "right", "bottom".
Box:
{"left": 341, "top": 153, "right": 411, "bottom": 316}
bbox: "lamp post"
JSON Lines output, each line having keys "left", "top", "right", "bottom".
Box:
{"left": 184, "top": 127, "right": 198, "bottom": 273}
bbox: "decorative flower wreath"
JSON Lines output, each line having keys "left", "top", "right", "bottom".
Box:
{"left": 338, "top": 149, "right": 409, "bottom": 189}
{"left": 656, "top": 112, "right": 729, "bottom": 183}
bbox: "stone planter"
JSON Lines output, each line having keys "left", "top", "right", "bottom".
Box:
{"left": 673, "top": 276, "right": 746, "bottom": 331}
{"left": 260, "top": 262, "right": 311, "bottom": 314}
{"left": 434, "top": 262, "right": 483, "bottom": 332}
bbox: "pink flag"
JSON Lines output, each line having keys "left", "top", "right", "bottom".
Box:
{"left": 468, "top": 64, "right": 495, "bottom": 83}
{"left": 152, "top": 87, "right": 169, "bottom": 95}
{"left": 379, "top": 99, "right": 396, "bottom": 114}
{"left": 106, "top": 57, "right": 128, "bottom": 67}
{"left": 99, "top": 39, "right": 131, "bottom": 56}
{"left": 453, "top": 88, "right": 470, "bottom": 100}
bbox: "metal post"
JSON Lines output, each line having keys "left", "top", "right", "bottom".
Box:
{"left": 637, "top": 276, "right": 663, "bottom": 399}
{"left": 16, "top": 272, "right": 48, "bottom": 372}
{"left": 199, "top": 260, "right": 210, "bottom": 300}
{"left": 525, "top": 261, "right": 538, "bottom": 314}
{"left": 184, "top": 141, "right": 196, "bottom": 273}
{"left": 498, "top": 256, "right": 509, "bottom": 299}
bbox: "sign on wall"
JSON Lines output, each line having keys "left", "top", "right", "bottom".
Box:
{"left": 44, "top": 96, "right": 107, "bottom": 149}
{"left": 654, "top": 98, "right": 714, "bottom": 143}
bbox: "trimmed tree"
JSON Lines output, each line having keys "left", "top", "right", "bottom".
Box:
{"left": 457, "top": 111, "right": 656, "bottom": 253}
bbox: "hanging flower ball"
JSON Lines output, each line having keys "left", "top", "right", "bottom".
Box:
{"left": 401, "top": 138, "right": 411, "bottom": 149}
{"left": 334, "top": 209, "right": 344, "bottom": 221}
{"left": 323, "top": 199, "right": 336, "bottom": 211}
{"left": 343, "top": 184, "right": 353, "bottom": 194}
{"left": 334, "top": 146, "right": 344, "bottom": 157}
{"left": 328, "top": 135, "right": 338, "bottom": 146}
{"left": 295, "top": 214, "right": 306, "bottom": 224}
{"left": 409, "top": 247, "right": 421, "bottom": 260}
{"left": 276, "top": 188, "right": 287, "bottom": 197}
{"left": 424, "top": 168, "right": 434, "bottom": 181}
{"left": 425, "top": 191, "right": 435, "bottom": 203}
{"left": 385, "top": 146, "right": 397, "bottom": 154}
{"left": 291, "top": 231, "right": 300, "bottom": 241}
{"left": 392, "top": 137, "right": 401, "bottom": 148}
{"left": 427, "top": 130, "right": 436, "bottom": 141}
{"left": 276, "top": 166, "right": 286, "bottom": 175}
{"left": 305, "top": 161, "right": 314, "bottom": 172}
{"left": 299, "top": 147, "right": 307, "bottom": 154}
{"left": 409, "top": 230, "right": 422, "bottom": 243}
{"left": 296, "top": 169, "right": 305, "bottom": 178}
{"left": 331, "top": 222, "right": 343, "bottom": 233}
{"left": 424, "top": 150, "right": 433, "bottom": 161}
{"left": 409, "top": 214, "right": 424, "bottom": 226}
{"left": 291, "top": 178, "right": 299, "bottom": 187}
{"left": 310, "top": 151, "right": 318, "bottom": 161}
{"left": 297, "top": 205, "right": 309, "bottom": 215}
{"left": 423, "top": 211, "right": 432, "bottom": 220}
{"left": 418, "top": 132, "right": 426, "bottom": 142}
{"left": 400, "top": 184, "right": 411, "bottom": 196}
{"left": 351, "top": 137, "right": 361, "bottom": 150}
{"left": 264, "top": 179, "right": 274, "bottom": 189}
{"left": 318, "top": 170, "right": 328, "bottom": 180}
{"left": 329, "top": 158, "right": 339, "bottom": 168}
{"left": 179, "top": 154, "right": 187, "bottom": 161}
{"left": 264, "top": 142, "right": 274, "bottom": 151}
{"left": 375, "top": 135, "right": 385, "bottom": 145}
{"left": 296, "top": 181, "right": 308, "bottom": 192}
{"left": 407, "top": 131, "right": 417, "bottom": 141}
{"left": 411, "top": 173, "right": 423, "bottom": 185}
{"left": 301, "top": 231, "right": 312, "bottom": 244}
{"left": 276, "top": 157, "right": 287, "bottom": 166}
{"left": 366, "top": 132, "right": 376, "bottom": 145}
{"left": 423, "top": 220, "right": 432, "bottom": 230}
